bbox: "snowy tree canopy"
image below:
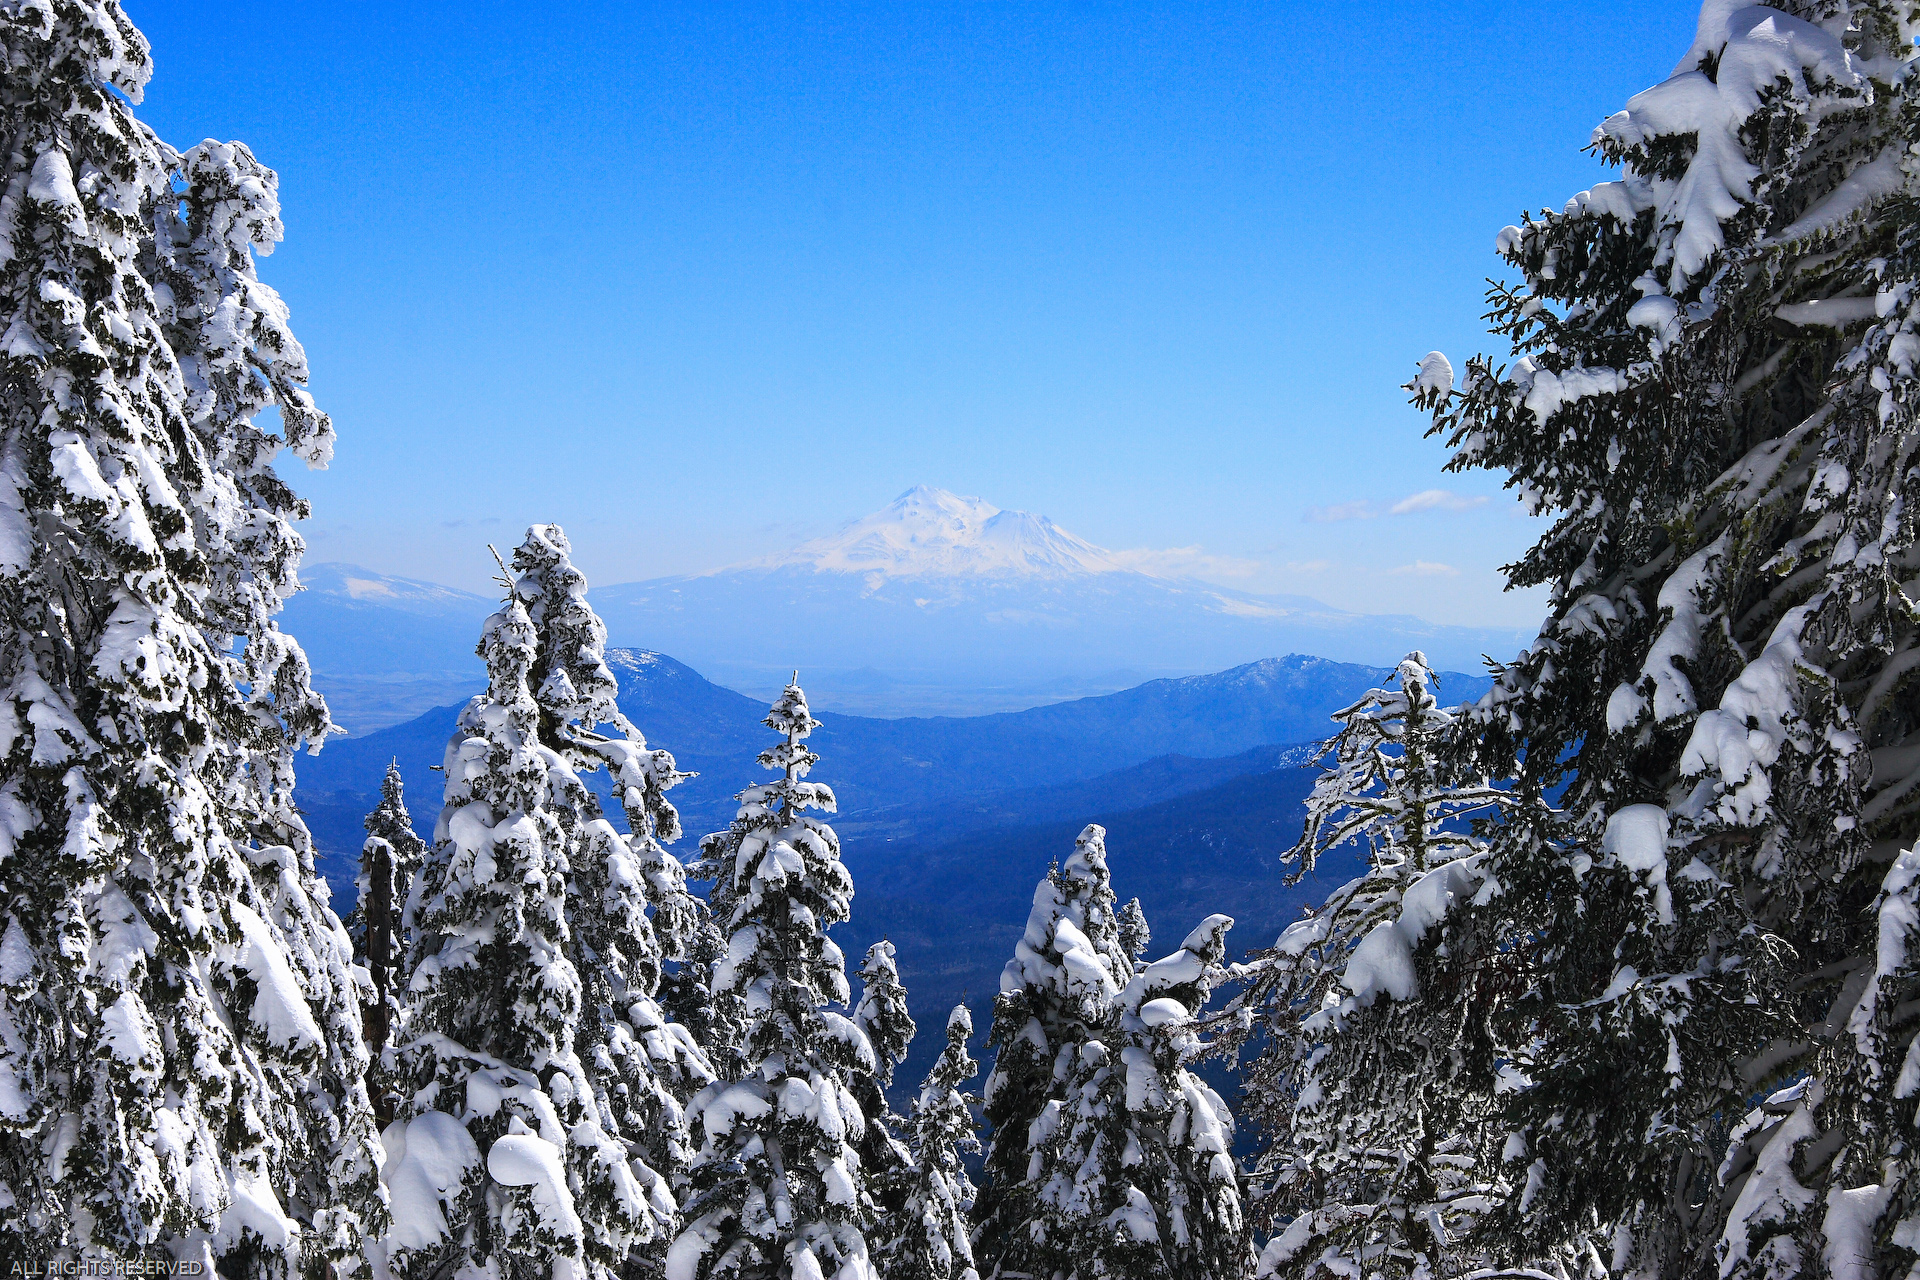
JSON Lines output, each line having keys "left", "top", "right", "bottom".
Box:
{"left": 1220, "top": 653, "right": 1524, "bottom": 1280}
{"left": 1027, "top": 913, "right": 1249, "bottom": 1280}
{"left": 386, "top": 525, "right": 703, "bottom": 1280}
{"left": 0, "top": 0, "right": 382, "bottom": 1269}
{"left": 1407, "top": 1, "right": 1920, "bottom": 1274}
{"left": 873, "top": 1005, "right": 981, "bottom": 1280}
{"left": 976, "top": 826, "right": 1248, "bottom": 1280}
{"left": 671, "top": 679, "right": 881, "bottom": 1280}
{"left": 975, "top": 824, "right": 1136, "bottom": 1280}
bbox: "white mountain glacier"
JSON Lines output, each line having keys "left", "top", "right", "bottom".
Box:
{"left": 588, "top": 487, "right": 1530, "bottom": 697}
{"left": 765, "top": 486, "right": 1127, "bottom": 580}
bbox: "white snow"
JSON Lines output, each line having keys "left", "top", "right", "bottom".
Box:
{"left": 1720, "top": 1100, "right": 1818, "bottom": 1276}
{"left": 698, "top": 1082, "right": 772, "bottom": 1137}
{"left": 1101, "top": 1185, "right": 1160, "bottom": 1243}
{"left": 380, "top": 1112, "right": 480, "bottom": 1250}
{"left": 1344, "top": 920, "right": 1418, "bottom": 1004}
{"left": 1602, "top": 805, "right": 1673, "bottom": 925}
{"left": 1511, "top": 358, "right": 1628, "bottom": 424}
{"left": 26, "top": 151, "right": 84, "bottom": 233}
{"left": 1342, "top": 856, "right": 1485, "bottom": 1006}
{"left": 229, "top": 903, "right": 323, "bottom": 1052}
{"left": 1680, "top": 605, "right": 1846, "bottom": 829}
{"left": 1777, "top": 297, "right": 1882, "bottom": 329}
{"left": 1136, "top": 998, "right": 1188, "bottom": 1027}
{"left": 1413, "top": 351, "right": 1454, "bottom": 395}
{"left": 488, "top": 1127, "right": 585, "bottom": 1247}
{"left": 1821, "top": 1182, "right": 1892, "bottom": 1280}
{"left": 1598, "top": 2, "right": 1856, "bottom": 284}
{"left": 1637, "top": 535, "right": 1726, "bottom": 722}
{"left": 217, "top": 1160, "right": 300, "bottom": 1254}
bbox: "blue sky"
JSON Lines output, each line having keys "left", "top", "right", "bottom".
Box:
{"left": 132, "top": 0, "right": 1698, "bottom": 628}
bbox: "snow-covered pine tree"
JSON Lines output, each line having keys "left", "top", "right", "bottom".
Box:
{"left": 659, "top": 910, "right": 747, "bottom": 1088}
{"left": 509, "top": 527, "right": 715, "bottom": 1185}
{"left": 854, "top": 940, "right": 915, "bottom": 1092}
{"left": 1410, "top": 2, "right": 1920, "bottom": 1273}
{"left": 349, "top": 762, "right": 427, "bottom": 1059}
{"left": 972, "top": 824, "right": 1135, "bottom": 1280}
{"left": 851, "top": 940, "right": 916, "bottom": 1243}
{"left": 670, "top": 680, "right": 880, "bottom": 1280}
{"left": 1213, "top": 653, "right": 1521, "bottom": 1279}
{"left": 0, "top": 3, "right": 382, "bottom": 1268}
{"left": 873, "top": 1005, "right": 981, "bottom": 1280}
{"left": 1027, "top": 913, "right": 1250, "bottom": 1280}
{"left": 386, "top": 526, "right": 704, "bottom": 1280}
{"left": 1116, "top": 897, "right": 1151, "bottom": 966}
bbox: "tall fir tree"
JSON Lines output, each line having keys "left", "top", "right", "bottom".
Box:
{"left": 509, "top": 527, "right": 714, "bottom": 1194}
{"left": 386, "top": 526, "right": 702, "bottom": 1280}
{"left": 972, "top": 824, "right": 1136, "bottom": 1280}
{"left": 0, "top": 2, "right": 382, "bottom": 1268}
{"left": 873, "top": 1005, "right": 981, "bottom": 1280}
{"left": 349, "top": 762, "right": 427, "bottom": 1061}
{"left": 670, "top": 680, "right": 880, "bottom": 1280}
{"left": 1407, "top": 2, "right": 1920, "bottom": 1274}
{"left": 1219, "top": 654, "right": 1524, "bottom": 1280}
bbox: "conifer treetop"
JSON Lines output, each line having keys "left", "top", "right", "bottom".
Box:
{"left": 854, "top": 939, "right": 915, "bottom": 1088}
{"left": 671, "top": 678, "right": 877, "bottom": 1280}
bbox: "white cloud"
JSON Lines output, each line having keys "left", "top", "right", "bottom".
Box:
{"left": 1110, "top": 545, "right": 1263, "bottom": 579}
{"left": 1390, "top": 560, "right": 1461, "bottom": 577}
{"left": 1388, "top": 489, "right": 1489, "bottom": 515}
{"left": 1306, "top": 489, "right": 1489, "bottom": 522}
{"left": 1305, "top": 500, "right": 1377, "bottom": 523}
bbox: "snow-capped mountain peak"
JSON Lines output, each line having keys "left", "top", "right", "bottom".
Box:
{"left": 766, "top": 486, "right": 1126, "bottom": 580}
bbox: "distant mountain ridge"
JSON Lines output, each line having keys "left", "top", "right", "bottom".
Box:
{"left": 279, "top": 564, "right": 491, "bottom": 733}
{"left": 293, "top": 646, "right": 1483, "bottom": 1108}
{"left": 282, "top": 489, "right": 1527, "bottom": 729}
{"left": 294, "top": 648, "right": 1491, "bottom": 893}
{"left": 591, "top": 486, "right": 1528, "bottom": 684}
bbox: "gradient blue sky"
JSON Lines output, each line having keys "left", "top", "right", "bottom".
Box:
{"left": 132, "top": 1, "right": 1698, "bottom": 628}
